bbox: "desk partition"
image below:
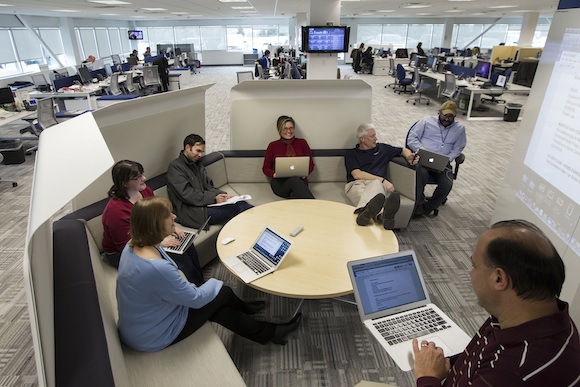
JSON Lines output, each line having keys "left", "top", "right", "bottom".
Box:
{"left": 230, "top": 79, "right": 372, "bottom": 150}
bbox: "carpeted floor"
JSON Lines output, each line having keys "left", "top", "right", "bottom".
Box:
{"left": 0, "top": 64, "right": 527, "bottom": 386}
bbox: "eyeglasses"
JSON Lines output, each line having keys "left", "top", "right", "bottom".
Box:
{"left": 440, "top": 113, "right": 455, "bottom": 120}
{"left": 281, "top": 127, "right": 294, "bottom": 132}
{"left": 129, "top": 173, "right": 145, "bottom": 181}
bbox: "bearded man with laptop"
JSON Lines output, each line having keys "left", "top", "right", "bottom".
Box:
{"left": 407, "top": 100, "right": 466, "bottom": 217}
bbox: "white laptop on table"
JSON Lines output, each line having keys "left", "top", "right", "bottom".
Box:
{"left": 222, "top": 227, "right": 292, "bottom": 283}
{"left": 164, "top": 216, "right": 211, "bottom": 255}
{"left": 347, "top": 250, "right": 471, "bottom": 371}
{"left": 417, "top": 149, "right": 449, "bottom": 172}
{"left": 274, "top": 156, "right": 309, "bottom": 178}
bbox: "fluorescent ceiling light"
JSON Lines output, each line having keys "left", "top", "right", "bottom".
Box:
{"left": 53, "top": 9, "right": 81, "bottom": 12}
{"left": 416, "top": 12, "right": 433, "bottom": 15}
{"left": 0, "top": 3, "right": 14, "bottom": 5}
{"left": 88, "top": 0, "right": 132, "bottom": 4}
{"left": 171, "top": 11, "right": 188, "bottom": 14}
{"left": 232, "top": 6, "right": 254, "bottom": 9}
{"left": 141, "top": 7, "right": 167, "bottom": 11}
{"left": 445, "top": 9, "right": 463, "bottom": 12}
{"left": 239, "top": 10, "right": 257, "bottom": 13}
{"left": 403, "top": 4, "right": 432, "bottom": 9}
{"left": 510, "top": 9, "right": 533, "bottom": 12}
{"left": 378, "top": 9, "right": 396, "bottom": 12}
{"left": 100, "top": 13, "right": 119, "bottom": 15}
{"left": 488, "top": 5, "right": 517, "bottom": 8}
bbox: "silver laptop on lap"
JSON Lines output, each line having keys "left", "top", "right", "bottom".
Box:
{"left": 222, "top": 227, "right": 293, "bottom": 283}
{"left": 347, "top": 250, "right": 471, "bottom": 371}
{"left": 274, "top": 156, "right": 309, "bottom": 178}
{"left": 417, "top": 149, "right": 449, "bottom": 172}
{"left": 164, "top": 216, "right": 211, "bottom": 255}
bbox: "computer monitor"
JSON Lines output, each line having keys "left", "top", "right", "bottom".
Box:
{"left": 77, "top": 66, "right": 92, "bottom": 84}
{"left": 395, "top": 48, "right": 409, "bottom": 58}
{"left": 415, "top": 56, "right": 428, "bottom": 68}
{"left": 0, "top": 87, "right": 14, "bottom": 105}
{"left": 439, "top": 47, "right": 451, "bottom": 55}
{"left": 111, "top": 54, "right": 121, "bottom": 65}
{"left": 475, "top": 61, "right": 491, "bottom": 79}
{"left": 126, "top": 56, "right": 138, "bottom": 66}
{"left": 104, "top": 63, "right": 113, "bottom": 77}
{"left": 426, "top": 56, "right": 437, "bottom": 70}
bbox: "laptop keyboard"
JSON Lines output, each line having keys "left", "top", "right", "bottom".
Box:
{"left": 373, "top": 307, "right": 452, "bottom": 345}
{"left": 164, "top": 231, "right": 193, "bottom": 254}
{"left": 238, "top": 252, "right": 270, "bottom": 274}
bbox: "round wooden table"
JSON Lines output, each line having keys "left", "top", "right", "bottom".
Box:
{"left": 217, "top": 200, "right": 399, "bottom": 299}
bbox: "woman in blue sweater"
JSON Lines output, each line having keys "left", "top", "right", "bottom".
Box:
{"left": 116, "top": 197, "right": 301, "bottom": 352}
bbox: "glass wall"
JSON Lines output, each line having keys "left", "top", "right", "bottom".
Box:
{"left": 357, "top": 23, "right": 444, "bottom": 50}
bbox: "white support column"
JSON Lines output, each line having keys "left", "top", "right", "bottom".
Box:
{"left": 306, "top": 0, "right": 340, "bottom": 80}
{"left": 519, "top": 12, "right": 539, "bottom": 47}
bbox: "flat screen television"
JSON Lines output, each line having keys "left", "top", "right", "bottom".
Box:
{"left": 301, "top": 26, "right": 350, "bottom": 53}
{"left": 475, "top": 60, "right": 491, "bottom": 79}
{"left": 128, "top": 30, "right": 143, "bottom": 40}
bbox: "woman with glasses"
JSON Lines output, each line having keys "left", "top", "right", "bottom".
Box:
{"left": 262, "top": 115, "right": 315, "bottom": 199}
{"left": 102, "top": 160, "right": 204, "bottom": 285}
{"left": 117, "top": 197, "right": 302, "bottom": 351}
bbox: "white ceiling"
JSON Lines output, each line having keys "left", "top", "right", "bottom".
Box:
{"left": 0, "top": 0, "right": 559, "bottom": 21}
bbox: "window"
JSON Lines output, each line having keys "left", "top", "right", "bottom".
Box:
{"left": 226, "top": 26, "right": 252, "bottom": 51}
{"left": 200, "top": 26, "right": 226, "bottom": 50}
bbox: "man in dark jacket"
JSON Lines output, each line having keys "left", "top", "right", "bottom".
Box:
{"left": 167, "top": 134, "right": 252, "bottom": 228}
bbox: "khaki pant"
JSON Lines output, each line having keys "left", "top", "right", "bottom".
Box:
{"left": 345, "top": 180, "right": 389, "bottom": 211}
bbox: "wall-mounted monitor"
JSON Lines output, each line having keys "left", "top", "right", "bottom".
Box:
{"left": 475, "top": 60, "right": 491, "bottom": 79}
{"left": 128, "top": 30, "right": 143, "bottom": 40}
{"left": 301, "top": 26, "right": 350, "bottom": 53}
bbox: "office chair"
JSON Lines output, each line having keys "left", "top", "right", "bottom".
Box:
{"left": 236, "top": 71, "right": 254, "bottom": 83}
{"left": 394, "top": 64, "right": 413, "bottom": 94}
{"left": 440, "top": 73, "right": 457, "bottom": 99}
{"left": 124, "top": 71, "right": 139, "bottom": 94}
{"left": 385, "top": 58, "right": 397, "bottom": 89}
{"left": 481, "top": 68, "right": 512, "bottom": 104}
{"left": 405, "top": 121, "right": 466, "bottom": 209}
{"left": 142, "top": 65, "right": 162, "bottom": 94}
{"left": 408, "top": 52, "right": 417, "bottom": 66}
{"left": 109, "top": 73, "right": 123, "bottom": 95}
{"left": 255, "top": 62, "right": 268, "bottom": 79}
{"left": 407, "top": 67, "right": 432, "bottom": 105}
{"left": 25, "top": 98, "right": 58, "bottom": 154}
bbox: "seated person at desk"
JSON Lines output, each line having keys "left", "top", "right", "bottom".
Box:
{"left": 413, "top": 220, "right": 580, "bottom": 386}
{"left": 260, "top": 50, "right": 271, "bottom": 70}
{"left": 262, "top": 115, "right": 315, "bottom": 199}
{"left": 83, "top": 55, "right": 96, "bottom": 64}
{"left": 102, "top": 160, "right": 204, "bottom": 285}
{"left": 407, "top": 101, "right": 466, "bottom": 218}
{"left": 143, "top": 47, "right": 152, "bottom": 59}
{"left": 416, "top": 42, "right": 426, "bottom": 56}
{"left": 130, "top": 49, "right": 138, "bottom": 58}
{"left": 344, "top": 123, "right": 418, "bottom": 230}
{"left": 116, "top": 196, "right": 303, "bottom": 351}
{"left": 167, "top": 134, "right": 253, "bottom": 229}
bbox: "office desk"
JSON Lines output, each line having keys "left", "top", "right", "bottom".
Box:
{"left": 29, "top": 85, "right": 103, "bottom": 110}
{"left": 217, "top": 200, "right": 399, "bottom": 299}
{"left": 461, "top": 83, "right": 530, "bottom": 121}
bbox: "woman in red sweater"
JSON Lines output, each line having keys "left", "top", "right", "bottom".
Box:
{"left": 262, "top": 115, "right": 315, "bottom": 199}
{"left": 102, "top": 160, "right": 204, "bottom": 285}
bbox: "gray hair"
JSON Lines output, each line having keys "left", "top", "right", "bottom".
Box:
{"left": 356, "top": 123, "right": 375, "bottom": 139}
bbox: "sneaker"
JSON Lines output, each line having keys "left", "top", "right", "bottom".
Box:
{"left": 356, "top": 193, "right": 385, "bottom": 226}
{"left": 382, "top": 192, "right": 401, "bottom": 230}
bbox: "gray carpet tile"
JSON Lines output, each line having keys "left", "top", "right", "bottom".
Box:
{"left": 0, "top": 64, "right": 524, "bottom": 386}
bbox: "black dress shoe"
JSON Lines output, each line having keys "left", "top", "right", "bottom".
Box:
{"left": 245, "top": 301, "right": 266, "bottom": 315}
{"left": 356, "top": 193, "right": 385, "bottom": 226}
{"left": 272, "top": 313, "right": 303, "bottom": 345}
{"left": 382, "top": 192, "right": 401, "bottom": 230}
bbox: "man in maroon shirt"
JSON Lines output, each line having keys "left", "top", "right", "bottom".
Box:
{"left": 413, "top": 219, "right": 580, "bottom": 386}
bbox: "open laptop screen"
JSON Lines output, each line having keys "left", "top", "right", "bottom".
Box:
{"left": 253, "top": 227, "right": 291, "bottom": 265}
{"left": 351, "top": 253, "right": 427, "bottom": 316}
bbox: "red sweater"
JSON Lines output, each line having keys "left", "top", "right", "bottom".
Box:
{"left": 102, "top": 186, "right": 154, "bottom": 253}
{"left": 262, "top": 138, "right": 314, "bottom": 178}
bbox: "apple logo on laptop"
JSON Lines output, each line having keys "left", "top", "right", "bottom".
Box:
{"left": 428, "top": 157, "right": 434, "bottom": 163}
{"left": 290, "top": 165, "right": 295, "bottom": 170}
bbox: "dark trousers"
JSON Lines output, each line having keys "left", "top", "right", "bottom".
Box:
{"left": 270, "top": 177, "right": 315, "bottom": 199}
{"left": 167, "top": 245, "right": 204, "bottom": 286}
{"left": 416, "top": 164, "right": 454, "bottom": 212}
{"left": 170, "top": 286, "right": 275, "bottom": 345}
{"left": 207, "top": 201, "right": 253, "bottom": 225}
